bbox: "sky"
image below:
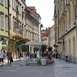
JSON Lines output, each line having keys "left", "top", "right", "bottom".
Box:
{"left": 26, "top": 0, "right": 54, "bottom": 29}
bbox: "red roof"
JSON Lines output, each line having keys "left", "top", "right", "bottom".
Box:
{"left": 41, "top": 28, "right": 50, "bottom": 38}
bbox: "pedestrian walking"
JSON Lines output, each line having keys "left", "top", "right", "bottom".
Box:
{"left": 52, "top": 50, "right": 56, "bottom": 58}
{"left": 55, "top": 50, "right": 58, "bottom": 59}
{"left": 19, "top": 52, "right": 23, "bottom": 58}
{"left": 7, "top": 49, "right": 13, "bottom": 66}
{"left": 0, "top": 49, "right": 4, "bottom": 65}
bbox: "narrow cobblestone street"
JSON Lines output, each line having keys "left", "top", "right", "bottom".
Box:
{"left": 0, "top": 60, "right": 55, "bottom": 77}
{"left": 0, "top": 59, "right": 77, "bottom": 77}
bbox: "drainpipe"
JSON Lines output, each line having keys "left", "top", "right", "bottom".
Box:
{"left": 8, "top": 0, "right": 10, "bottom": 49}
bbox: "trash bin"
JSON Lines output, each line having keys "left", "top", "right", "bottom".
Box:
{"left": 41, "top": 59, "right": 47, "bottom": 65}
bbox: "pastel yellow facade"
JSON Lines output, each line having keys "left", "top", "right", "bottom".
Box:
{"left": 9, "top": 0, "right": 26, "bottom": 58}
{"left": 50, "top": 26, "right": 55, "bottom": 51}
{"left": 54, "top": 0, "right": 77, "bottom": 63}
{"left": 0, "top": 0, "right": 9, "bottom": 50}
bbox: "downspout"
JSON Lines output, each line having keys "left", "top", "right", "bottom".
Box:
{"left": 8, "top": 0, "right": 10, "bottom": 49}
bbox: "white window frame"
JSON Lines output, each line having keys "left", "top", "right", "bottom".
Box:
{"left": 0, "top": 13, "right": 4, "bottom": 30}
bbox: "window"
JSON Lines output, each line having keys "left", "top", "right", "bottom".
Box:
{"left": 9, "top": 16, "right": 11, "bottom": 29}
{"left": 0, "top": 0, "right": 4, "bottom": 5}
{"left": 0, "top": 13, "right": 4, "bottom": 30}
{"left": 5, "top": 16, "right": 8, "bottom": 31}
{"left": 12, "top": 0, "right": 18, "bottom": 10}
{"left": 18, "top": 5, "right": 22, "bottom": 15}
{"left": 5, "top": 0, "right": 8, "bottom": 8}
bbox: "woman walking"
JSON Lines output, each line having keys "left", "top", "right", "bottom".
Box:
{"left": 7, "top": 49, "right": 13, "bottom": 66}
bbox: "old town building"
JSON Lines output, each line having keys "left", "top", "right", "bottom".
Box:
{"left": 49, "top": 26, "right": 55, "bottom": 51}
{"left": 9, "top": 0, "right": 26, "bottom": 58}
{"left": 25, "top": 6, "right": 41, "bottom": 42}
{"left": 41, "top": 28, "right": 50, "bottom": 46}
{"left": 25, "top": 6, "right": 41, "bottom": 53}
{"left": 0, "top": 0, "right": 9, "bottom": 51}
{"left": 54, "top": 0, "right": 77, "bottom": 63}
{"left": 9, "top": 0, "right": 41, "bottom": 58}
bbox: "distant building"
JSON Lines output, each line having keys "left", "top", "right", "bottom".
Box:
{"left": 41, "top": 28, "right": 50, "bottom": 45}
{"left": 49, "top": 26, "right": 55, "bottom": 50}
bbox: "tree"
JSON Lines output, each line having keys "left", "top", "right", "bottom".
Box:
{"left": 41, "top": 45, "right": 47, "bottom": 52}
{"left": 41, "top": 45, "right": 47, "bottom": 57}
{"left": 21, "top": 45, "right": 29, "bottom": 53}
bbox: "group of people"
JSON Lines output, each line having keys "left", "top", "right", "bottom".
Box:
{"left": 0, "top": 49, "right": 13, "bottom": 66}
{"left": 52, "top": 49, "right": 58, "bottom": 59}
{"left": 42, "top": 49, "right": 58, "bottom": 64}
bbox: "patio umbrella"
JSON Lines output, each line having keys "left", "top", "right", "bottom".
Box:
{"left": 24, "top": 41, "right": 49, "bottom": 46}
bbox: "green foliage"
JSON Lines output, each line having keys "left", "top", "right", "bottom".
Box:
{"left": 21, "top": 45, "right": 29, "bottom": 52}
{"left": 48, "top": 47, "right": 52, "bottom": 51}
{"left": 41, "top": 45, "right": 47, "bottom": 52}
{"left": 34, "top": 47, "right": 38, "bottom": 51}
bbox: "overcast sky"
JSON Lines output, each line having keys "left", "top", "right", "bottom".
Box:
{"left": 26, "top": 0, "right": 54, "bottom": 29}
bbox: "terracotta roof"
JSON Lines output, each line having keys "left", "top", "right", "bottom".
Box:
{"left": 41, "top": 28, "right": 50, "bottom": 38}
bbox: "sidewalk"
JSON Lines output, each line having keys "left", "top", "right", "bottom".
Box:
{"left": 54, "top": 59, "right": 77, "bottom": 77}
{"left": 0, "top": 58, "right": 20, "bottom": 66}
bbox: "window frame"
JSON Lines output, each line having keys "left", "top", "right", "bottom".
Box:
{"left": 0, "top": 13, "right": 4, "bottom": 30}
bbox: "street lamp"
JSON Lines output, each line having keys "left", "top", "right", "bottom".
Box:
{"left": 39, "top": 24, "right": 43, "bottom": 42}
{"left": 38, "top": 24, "right": 43, "bottom": 57}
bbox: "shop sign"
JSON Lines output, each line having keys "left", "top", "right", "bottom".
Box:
{"left": 57, "top": 41, "right": 62, "bottom": 44}
{"left": 16, "top": 40, "right": 20, "bottom": 42}
{"left": 0, "top": 38, "right": 4, "bottom": 41}
{"left": 0, "top": 37, "right": 7, "bottom": 41}
{"left": 10, "top": 42, "right": 16, "bottom": 44}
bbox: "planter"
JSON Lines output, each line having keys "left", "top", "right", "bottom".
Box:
{"left": 41, "top": 59, "right": 47, "bottom": 65}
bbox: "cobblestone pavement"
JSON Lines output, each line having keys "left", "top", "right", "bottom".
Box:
{"left": 0, "top": 59, "right": 77, "bottom": 77}
{"left": 54, "top": 59, "right": 77, "bottom": 77}
{"left": 0, "top": 60, "right": 55, "bottom": 77}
